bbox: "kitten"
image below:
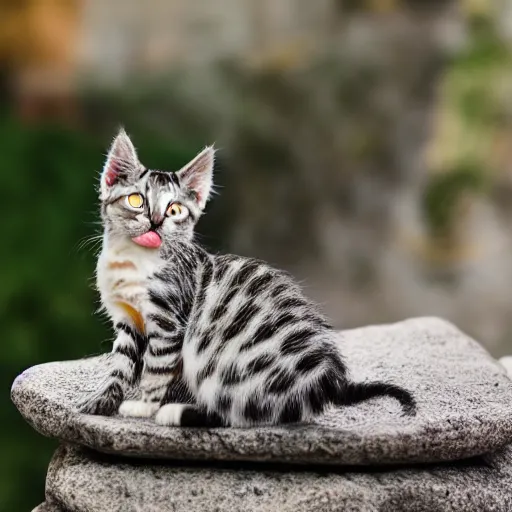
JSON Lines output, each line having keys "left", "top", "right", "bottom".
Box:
{"left": 76, "top": 129, "right": 416, "bottom": 427}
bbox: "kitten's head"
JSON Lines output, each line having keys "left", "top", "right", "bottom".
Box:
{"left": 99, "top": 129, "right": 214, "bottom": 249}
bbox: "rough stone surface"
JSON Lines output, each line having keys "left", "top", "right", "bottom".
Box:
{"left": 32, "top": 502, "right": 65, "bottom": 512}
{"left": 12, "top": 317, "right": 512, "bottom": 466}
{"left": 500, "top": 356, "right": 512, "bottom": 377}
{"left": 43, "top": 443, "right": 512, "bottom": 512}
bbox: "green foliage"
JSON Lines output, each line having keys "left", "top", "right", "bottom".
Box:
{"left": 0, "top": 114, "right": 199, "bottom": 511}
{"left": 423, "top": 13, "right": 511, "bottom": 244}
{"left": 422, "top": 163, "right": 488, "bottom": 239}
{"left": 452, "top": 18, "right": 512, "bottom": 125}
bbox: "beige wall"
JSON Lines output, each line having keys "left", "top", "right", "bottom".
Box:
{"left": 78, "top": 0, "right": 334, "bottom": 82}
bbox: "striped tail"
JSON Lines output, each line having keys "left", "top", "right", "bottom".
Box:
{"left": 337, "top": 381, "right": 417, "bottom": 416}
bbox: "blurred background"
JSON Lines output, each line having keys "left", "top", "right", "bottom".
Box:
{"left": 2, "top": 0, "right": 512, "bottom": 509}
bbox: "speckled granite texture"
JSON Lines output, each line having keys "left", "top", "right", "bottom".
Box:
{"left": 12, "top": 317, "right": 512, "bottom": 466}
{"left": 32, "top": 502, "right": 65, "bottom": 512}
{"left": 37, "top": 444, "right": 512, "bottom": 512}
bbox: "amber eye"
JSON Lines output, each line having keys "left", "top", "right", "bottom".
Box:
{"left": 167, "top": 202, "right": 189, "bottom": 220}
{"left": 167, "top": 203, "right": 182, "bottom": 217}
{"left": 126, "top": 193, "right": 144, "bottom": 209}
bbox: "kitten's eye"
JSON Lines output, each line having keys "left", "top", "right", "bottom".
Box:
{"left": 167, "top": 202, "right": 188, "bottom": 219}
{"left": 126, "top": 194, "right": 144, "bottom": 209}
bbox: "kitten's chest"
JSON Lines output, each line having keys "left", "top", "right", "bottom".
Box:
{"left": 97, "top": 238, "right": 162, "bottom": 310}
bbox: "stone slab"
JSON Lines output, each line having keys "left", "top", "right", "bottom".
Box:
{"left": 12, "top": 317, "right": 512, "bottom": 466}
{"left": 42, "top": 443, "right": 512, "bottom": 512}
{"left": 31, "top": 502, "right": 65, "bottom": 512}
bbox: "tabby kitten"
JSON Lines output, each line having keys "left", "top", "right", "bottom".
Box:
{"left": 76, "top": 129, "right": 416, "bottom": 427}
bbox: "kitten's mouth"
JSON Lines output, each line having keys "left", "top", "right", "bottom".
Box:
{"left": 131, "top": 231, "right": 162, "bottom": 249}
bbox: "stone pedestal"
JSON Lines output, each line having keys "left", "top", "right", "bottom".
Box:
{"left": 35, "top": 443, "right": 512, "bottom": 512}
{"left": 13, "top": 318, "right": 512, "bottom": 511}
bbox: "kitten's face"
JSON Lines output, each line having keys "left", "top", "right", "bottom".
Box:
{"left": 100, "top": 129, "right": 214, "bottom": 250}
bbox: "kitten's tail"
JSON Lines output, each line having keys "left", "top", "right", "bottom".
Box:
{"left": 336, "top": 381, "right": 417, "bottom": 416}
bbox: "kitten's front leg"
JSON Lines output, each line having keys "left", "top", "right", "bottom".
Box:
{"left": 119, "top": 312, "right": 184, "bottom": 418}
{"left": 77, "top": 321, "right": 146, "bottom": 415}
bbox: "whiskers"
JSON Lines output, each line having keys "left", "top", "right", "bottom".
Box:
{"left": 73, "top": 233, "right": 104, "bottom": 254}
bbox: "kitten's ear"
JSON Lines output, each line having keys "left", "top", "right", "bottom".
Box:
{"left": 101, "top": 128, "right": 143, "bottom": 191}
{"left": 176, "top": 146, "right": 215, "bottom": 209}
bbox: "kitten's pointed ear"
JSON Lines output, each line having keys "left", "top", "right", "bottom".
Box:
{"left": 101, "top": 128, "right": 143, "bottom": 192}
{"left": 176, "top": 146, "right": 215, "bottom": 209}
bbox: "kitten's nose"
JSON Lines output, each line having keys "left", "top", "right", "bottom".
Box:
{"left": 151, "top": 213, "right": 165, "bottom": 228}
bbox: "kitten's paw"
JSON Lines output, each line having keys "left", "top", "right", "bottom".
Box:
{"left": 76, "top": 382, "right": 124, "bottom": 416}
{"left": 119, "top": 400, "right": 159, "bottom": 418}
{"left": 155, "top": 404, "right": 187, "bottom": 426}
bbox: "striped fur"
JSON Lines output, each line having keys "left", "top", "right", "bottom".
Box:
{"left": 76, "top": 129, "right": 416, "bottom": 426}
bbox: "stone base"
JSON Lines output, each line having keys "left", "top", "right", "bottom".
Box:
{"left": 42, "top": 444, "right": 512, "bottom": 512}
{"left": 12, "top": 318, "right": 512, "bottom": 466}
{"left": 16, "top": 318, "right": 512, "bottom": 511}
{"left": 32, "top": 502, "right": 65, "bottom": 512}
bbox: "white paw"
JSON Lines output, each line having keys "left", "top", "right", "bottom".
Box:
{"left": 118, "top": 400, "right": 159, "bottom": 418}
{"left": 154, "top": 404, "right": 187, "bottom": 426}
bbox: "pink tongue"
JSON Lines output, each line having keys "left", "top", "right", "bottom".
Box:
{"left": 132, "top": 231, "right": 162, "bottom": 248}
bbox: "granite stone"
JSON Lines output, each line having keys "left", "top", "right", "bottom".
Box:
{"left": 32, "top": 502, "right": 65, "bottom": 512}
{"left": 12, "top": 317, "right": 512, "bottom": 466}
{"left": 41, "top": 443, "right": 512, "bottom": 512}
